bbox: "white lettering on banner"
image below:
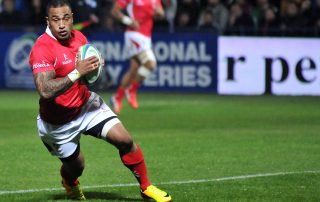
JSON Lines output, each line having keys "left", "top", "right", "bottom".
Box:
{"left": 199, "top": 43, "right": 212, "bottom": 62}
{"left": 158, "top": 65, "right": 174, "bottom": 86}
{"left": 175, "top": 67, "right": 181, "bottom": 86}
{"left": 154, "top": 42, "right": 212, "bottom": 62}
{"left": 146, "top": 72, "right": 157, "bottom": 86}
{"left": 92, "top": 40, "right": 212, "bottom": 62}
{"left": 183, "top": 66, "right": 196, "bottom": 87}
{"left": 198, "top": 65, "right": 212, "bottom": 87}
{"left": 185, "top": 44, "right": 198, "bottom": 62}
{"left": 92, "top": 41, "right": 127, "bottom": 61}
{"left": 154, "top": 42, "right": 169, "bottom": 62}
{"left": 144, "top": 65, "right": 211, "bottom": 87}
{"left": 218, "top": 37, "right": 320, "bottom": 95}
{"left": 106, "top": 64, "right": 122, "bottom": 84}
{"left": 170, "top": 42, "right": 184, "bottom": 61}
{"left": 92, "top": 40, "right": 213, "bottom": 88}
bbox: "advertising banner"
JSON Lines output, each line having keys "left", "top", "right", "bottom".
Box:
{"left": 90, "top": 32, "right": 217, "bottom": 92}
{"left": 218, "top": 37, "right": 320, "bottom": 95}
{"left": 0, "top": 32, "right": 38, "bottom": 89}
{"left": 0, "top": 31, "right": 217, "bottom": 93}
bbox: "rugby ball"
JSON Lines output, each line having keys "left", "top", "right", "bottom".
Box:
{"left": 77, "top": 44, "right": 103, "bottom": 85}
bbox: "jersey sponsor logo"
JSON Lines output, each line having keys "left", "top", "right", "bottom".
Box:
{"left": 32, "top": 61, "right": 50, "bottom": 70}
{"left": 62, "top": 59, "right": 72, "bottom": 65}
{"left": 62, "top": 53, "right": 72, "bottom": 65}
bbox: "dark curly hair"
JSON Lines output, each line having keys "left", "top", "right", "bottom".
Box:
{"left": 46, "top": 0, "right": 72, "bottom": 16}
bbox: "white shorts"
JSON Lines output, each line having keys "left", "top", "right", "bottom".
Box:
{"left": 125, "top": 31, "right": 152, "bottom": 58}
{"left": 37, "top": 92, "right": 120, "bottom": 158}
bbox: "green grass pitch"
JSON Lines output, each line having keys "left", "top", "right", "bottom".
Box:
{"left": 0, "top": 90, "right": 319, "bottom": 202}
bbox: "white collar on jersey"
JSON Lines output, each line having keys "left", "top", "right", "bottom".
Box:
{"left": 45, "top": 26, "right": 57, "bottom": 41}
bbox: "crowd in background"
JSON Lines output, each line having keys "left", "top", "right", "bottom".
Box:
{"left": 1, "top": 0, "right": 320, "bottom": 37}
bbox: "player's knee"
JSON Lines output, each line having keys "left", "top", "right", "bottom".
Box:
{"left": 117, "top": 136, "right": 134, "bottom": 154}
{"left": 137, "top": 50, "right": 156, "bottom": 67}
{"left": 73, "top": 164, "right": 85, "bottom": 177}
{"left": 105, "top": 123, "right": 134, "bottom": 153}
{"left": 73, "top": 158, "right": 85, "bottom": 177}
{"left": 79, "top": 165, "right": 85, "bottom": 176}
{"left": 137, "top": 65, "right": 153, "bottom": 78}
{"left": 62, "top": 160, "right": 85, "bottom": 178}
{"left": 144, "top": 60, "right": 157, "bottom": 70}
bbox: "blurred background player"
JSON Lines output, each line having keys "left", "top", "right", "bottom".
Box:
{"left": 109, "top": 0, "right": 165, "bottom": 114}
{"left": 29, "top": 0, "right": 171, "bottom": 201}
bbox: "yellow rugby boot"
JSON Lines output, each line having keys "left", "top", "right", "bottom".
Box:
{"left": 141, "top": 185, "right": 172, "bottom": 202}
{"left": 61, "top": 179, "right": 86, "bottom": 200}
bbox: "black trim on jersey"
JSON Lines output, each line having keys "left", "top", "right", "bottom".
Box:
{"left": 83, "top": 116, "right": 118, "bottom": 138}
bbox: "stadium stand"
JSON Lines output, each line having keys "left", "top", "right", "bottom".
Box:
{"left": 0, "top": 0, "right": 319, "bottom": 36}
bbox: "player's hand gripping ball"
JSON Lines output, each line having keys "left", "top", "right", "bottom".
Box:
{"left": 77, "top": 44, "right": 104, "bottom": 85}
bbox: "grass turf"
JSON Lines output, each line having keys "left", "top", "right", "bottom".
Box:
{"left": 0, "top": 90, "right": 319, "bottom": 201}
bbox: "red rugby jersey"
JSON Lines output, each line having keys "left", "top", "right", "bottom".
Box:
{"left": 117, "top": 0, "right": 163, "bottom": 37}
{"left": 29, "top": 28, "right": 90, "bottom": 125}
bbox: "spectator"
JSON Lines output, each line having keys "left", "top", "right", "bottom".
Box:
{"left": 197, "top": 8, "right": 219, "bottom": 33}
{"left": 13, "top": 0, "right": 29, "bottom": 17}
{"left": 280, "top": 1, "right": 304, "bottom": 36}
{"left": 25, "top": 0, "right": 47, "bottom": 26}
{"left": 226, "top": 2, "right": 255, "bottom": 35}
{"left": 311, "top": 0, "right": 320, "bottom": 35}
{"left": 258, "top": 6, "right": 280, "bottom": 36}
{"left": 299, "top": 0, "right": 313, "bottom": 35}
{"left": 251, "top": 0, "right": 272, "bottom": 26}
{"left": 175, "top": 0, "right": 200, "bottom": 28}
{"left": 165, "top": 0, "right": 177, "bottom": 32}
{"left": 175, "top": 10, "right": 193, "bottom": 31}
{"left": 0, "top": 0, "right": 24, "bottom": 26}
{"left": 0, "top": 0, "right": 320, "bottom": 36}
{"left": 234, "top": 0, "right": 253, "bottom": 14}
{"left": 314, "top": 15, "right": 320, "bottom": 35}
{"left": 198, "top": 0, "right": 229, "bottom": 34}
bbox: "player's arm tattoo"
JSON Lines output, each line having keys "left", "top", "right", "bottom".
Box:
{"left": 34, "top": 70, "right": 73, "bottom": 99}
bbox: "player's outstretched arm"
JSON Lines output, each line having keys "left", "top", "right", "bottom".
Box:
{"left": 34, "top": 70, "right": 73, "bottom": 99}
{"left": 34, "top": 56, "right": 100, "bottom": 99}
{"left": 154, "top": 1, "right": 165, "bottom": 19}
{"left": 110, "top": 2, "right": 139, "bottom": 29}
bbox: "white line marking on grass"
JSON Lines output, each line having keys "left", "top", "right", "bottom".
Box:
{"left": 158, "top": 170, "right": 320, "bottom": 185}
{"left": 0, "top": 170, "right": 319, "bottom": 195}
